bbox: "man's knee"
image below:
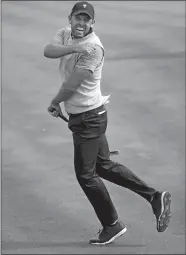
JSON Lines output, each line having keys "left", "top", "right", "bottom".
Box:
{"left": 75, "top": 171, "right": 94, "bottom": 186}
{"left": 96, "top": 158, "right": 116, "bottom": 170}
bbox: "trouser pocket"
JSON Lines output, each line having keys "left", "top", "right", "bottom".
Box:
{"left": 68, "top": 105, "right": 108, "bottom": 138}
{"left": 68, "top": 113, "right": 84, "bottom": 133}
{"left": 82, "top": 105, "right": 107, "bottom": 131}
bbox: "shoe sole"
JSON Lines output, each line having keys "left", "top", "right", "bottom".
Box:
{"left": 157, "top": 191, "right": 171, "bottom": 232}
{"left": 90, "top": 227, "right": 127, "bottom": 245}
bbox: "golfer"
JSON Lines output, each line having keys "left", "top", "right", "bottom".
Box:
{"left": 44, "top": 1, "right": 171, "bottom": 245}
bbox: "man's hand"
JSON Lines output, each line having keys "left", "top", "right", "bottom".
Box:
{"left": 48, "top": 102, "right": 63, "bottom": 118}
{"left": 74, "top": 43, "right": 96, "bottom": 54}
{"left": 48, "top": 102, "right": 69, "bottom": 122}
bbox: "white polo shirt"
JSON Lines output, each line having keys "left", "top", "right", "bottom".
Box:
{"left": 53, "top": 26, "right": 109, "bottom": 114}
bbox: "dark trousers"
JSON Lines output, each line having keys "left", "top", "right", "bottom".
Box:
{"left": 68, "top": 104, "right": 157, "bottom": 227}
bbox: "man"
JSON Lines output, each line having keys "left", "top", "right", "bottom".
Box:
{"left": 44, "top": 1, "right": 171, "bottom": 245}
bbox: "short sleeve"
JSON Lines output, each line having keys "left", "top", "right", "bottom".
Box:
{"left": 75, "top": 45, "right": 104, "bottom": 73}
{"left": 52, "top": 28, "right": 65, "bottom": 45}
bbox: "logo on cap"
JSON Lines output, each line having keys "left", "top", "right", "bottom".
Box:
{"left": 83, "top": 3, "right": 87, "bottom": 8}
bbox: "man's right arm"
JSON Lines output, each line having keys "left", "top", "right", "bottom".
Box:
{"left": 44, "top": 28, "right": 74, "bottom": 58}
{"left": 44, "top": 28, "right": 96, "bottom": 59}
{"left": 44, "top": 43, "right": 78, "bottom": 59}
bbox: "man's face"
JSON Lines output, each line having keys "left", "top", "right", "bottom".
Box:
{"left": 69, "top": 13, "right": 94, "bottom": 38}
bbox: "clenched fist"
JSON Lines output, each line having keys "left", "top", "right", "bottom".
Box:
{"left": 73, "top": 42, "right": 96, "bottom": 54}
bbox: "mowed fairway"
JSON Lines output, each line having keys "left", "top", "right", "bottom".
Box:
{"left": 1, "top": 1, "right": 185, "bottom": 254}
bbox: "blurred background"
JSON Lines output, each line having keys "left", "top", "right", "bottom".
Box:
{"left": 1, "top": 1, "right": 185, "bottom": 254}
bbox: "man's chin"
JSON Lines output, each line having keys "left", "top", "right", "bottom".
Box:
{"left": 73, "top": 30, "right": 85, "bottom": 38}
{"left": 74, "top": 35, "right": 84, "bottom": 38}
{"left": 74, "top": 34, "right": 84, "bottom": 38}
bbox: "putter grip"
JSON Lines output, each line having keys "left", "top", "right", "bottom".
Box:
{"left": 110, "top": 150, "right": 119, "bottom": 156}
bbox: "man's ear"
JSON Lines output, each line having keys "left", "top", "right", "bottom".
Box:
{"left": 68, "top": 15, "right": 71, "bottom": 24}
{"left": 90, "top": 19, "right": 95, "bottom": 27}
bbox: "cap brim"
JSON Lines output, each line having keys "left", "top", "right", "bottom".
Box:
{"left": 72, "top": 10, "right": 94, "bottom": 19}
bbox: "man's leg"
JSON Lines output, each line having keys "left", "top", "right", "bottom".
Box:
{"left": 96, "top": 133, "right": 171, "bottom": 232}
{"left": 96, "top": 133, "right": 157, "bottom": 203}
{"left": 72, "top": 132, "right": 118, "bottom": 227}
{"left": 69, "top": 108, "right": 127, "bottom": 245}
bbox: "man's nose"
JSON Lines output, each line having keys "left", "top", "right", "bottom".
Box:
{"left": 78, "top": 20, "right": 85, "bottom": 25}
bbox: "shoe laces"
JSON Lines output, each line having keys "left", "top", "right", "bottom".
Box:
{"left": 97, "top": 226, "right": 109, "bottom": 236}
{"left": 97, "top": 228, "right": 102, "bottom": 235}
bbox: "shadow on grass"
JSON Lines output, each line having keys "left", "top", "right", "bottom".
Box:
{"left": 2, "top": 240, "right": 146, "bottom": 250}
